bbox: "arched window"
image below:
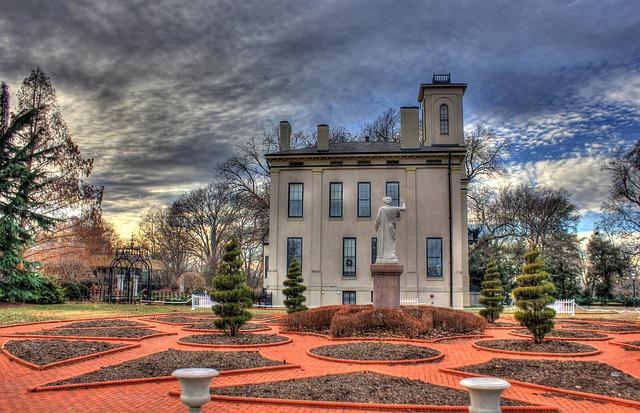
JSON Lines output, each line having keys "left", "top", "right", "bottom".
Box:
{"left": 439, "top": 104, "right": 449, "bottom": 134}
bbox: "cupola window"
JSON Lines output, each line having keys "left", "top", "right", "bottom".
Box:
{"left": 439, "top": 104, "right": 449, "bottom": 134}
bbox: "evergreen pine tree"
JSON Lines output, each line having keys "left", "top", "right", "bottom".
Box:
{"left": 210, "top": 240, "right": 253, "bottom": 336}
{"left": 282, "top": 258, "right": 307, "bottom": 313}
{"left": 513, "top": 246, "right": 556, "bottom": 343}
{"left": 478, "top": 259, "right": 504, "bottom": 323}
{"left": 0, "top": 83, "right": 55, "bottom": 302}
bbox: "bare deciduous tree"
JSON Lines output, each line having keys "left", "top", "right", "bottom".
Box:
{"left": 361, "top": 107, "right": 400, "bottom": 142}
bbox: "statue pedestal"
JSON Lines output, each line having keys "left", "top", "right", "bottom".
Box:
{"left": 370, "top": 263, "right": 403, "bottom": 309}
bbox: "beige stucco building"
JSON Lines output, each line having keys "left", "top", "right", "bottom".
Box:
{"left": 264, "top": 75, "right": 469, "bottom": 308}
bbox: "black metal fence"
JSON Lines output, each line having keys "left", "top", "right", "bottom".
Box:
{"left": 93, "top": 288, "right": 190, "bottom": 304}
{"left": 253, "top": 291, "right": 273, "bottom": 306}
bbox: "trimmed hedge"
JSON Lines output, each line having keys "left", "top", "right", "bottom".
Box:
{"left": 282, "top": 305, "right": 486, "bottom": 338}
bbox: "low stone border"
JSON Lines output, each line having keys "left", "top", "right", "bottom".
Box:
{"left": 439, "top": 366, "right": 640, "bottom": 410}
{"left": 176, "top": 335, "right": 292, "bottom": 349}
{"left": 610, "top": 341, "right": 640, "bottom": 351}
{"left": 471, "top": 340, "right": 601, "bottom": 358}
{"left": 29, "top": 363, "right": 301, "bottom": 392}
{"left": 0, "top": 341, "right": 140, "bottom": 370}
{"left": 140, "top": 318, "right": 196, "bottom": 326}
{"left": 278, "top": 331, "right": 491, "bottom": 344}
{"left": 205, "top": 394, "right": 558, "bottom": 412}
{"left": 182, "top": 325, "right": 271, "bottom": 333}
{"left": 306, "top": 345, "right": 444, "bottom": 365}
{"left": 508, "top": 331, "right": 612, "bottom": 342}
{"left": 1, "top": 332, "right": 177, "bottom": 342}
{"left": 557, "top": 327, "right": 640, "bottom": 335}
{"left": 0, "top": 313, "right": 182, "bottom": 329}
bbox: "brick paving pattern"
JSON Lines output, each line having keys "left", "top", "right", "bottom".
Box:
{"left": 1, "top": 315, "right": 639, "bottom": 412}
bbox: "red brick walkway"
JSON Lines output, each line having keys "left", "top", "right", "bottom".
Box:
{"left": 1, "top": 316, "right": 639, "bottom": 412}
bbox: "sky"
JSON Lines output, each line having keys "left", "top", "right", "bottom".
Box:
{"left": 1, "top": 0, "right": 639, "bottom": 238}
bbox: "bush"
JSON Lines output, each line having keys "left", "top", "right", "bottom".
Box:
{"left": 211, "top": 240, "right": 253, "bottom": 336}
{"left": 62, "top": 281, "right": 82, "bottom": 301}
{"left": 32, "top": 277, "right": 65, "bottom": 304}
{"left": 478, "top": 259, "right": 504, "bottom": 323}
{"left": 282, "top": 304, "right": 485, "bottom": 338}
{"left": 513, "top": 246, "right": 555, "bottom": 344}
{"left": 282, "top": 258, "right": 307, "bottom": 313}
{"left": 178, "top": 272, "right": 207, "bottom": 294}
{"left": 329, "top": 308, "right": 426, "bottom": 338}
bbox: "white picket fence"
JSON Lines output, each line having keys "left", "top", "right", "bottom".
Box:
{"left": 400, "top": 298, "right": 419, "bottom": 306}
{"left": 191, "top": 293, "right": 216, "bottom": 310}
{"left": 548, "top": 298, "right": 575, "bottom": 316}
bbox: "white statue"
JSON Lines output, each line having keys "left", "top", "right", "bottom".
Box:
{"left": 374, "top": 196, "right": 406, "bottom": 264}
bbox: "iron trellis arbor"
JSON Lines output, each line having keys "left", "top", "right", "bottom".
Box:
{"left": 107, "top": 246, "right": 153, "bottom": 303}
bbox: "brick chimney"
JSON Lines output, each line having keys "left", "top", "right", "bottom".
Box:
{"left": 279, "top": 121, "right": 291, "bottom": 151}
{"left": 317, "top": 124, "right": 329, "bottom": 151}
{"left": 400, "top": 106, "right": 419, "bottom": 149}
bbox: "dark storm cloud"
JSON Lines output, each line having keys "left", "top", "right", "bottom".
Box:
{"left": 1, "top": 0, "right": 639, "bottom": 234}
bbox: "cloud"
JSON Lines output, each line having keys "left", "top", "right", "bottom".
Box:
{"left": 1, "top": 0, "right": 639, "bottom": 236}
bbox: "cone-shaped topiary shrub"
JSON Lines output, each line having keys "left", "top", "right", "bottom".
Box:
{"left": 513, "top": 246, "right": 556, "bottom": 344}
{"left": 478, "top": 259, "right": 504, "bottom": 323}
{"left": 211, "top": 240, "right": 253, "bottom": 336}
{"left": 282, "top": 257, "right": 308, "bottom": 313}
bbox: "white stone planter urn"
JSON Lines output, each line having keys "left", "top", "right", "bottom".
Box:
{"left": 172, "top": 368, "right": 219, "bottom": 412}
{"left": 460, "top": 377, "right": 511, "bottom": 413}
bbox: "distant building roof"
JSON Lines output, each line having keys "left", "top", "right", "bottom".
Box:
{"left": 266, "top": 141, "right": 465, "bottom": 157}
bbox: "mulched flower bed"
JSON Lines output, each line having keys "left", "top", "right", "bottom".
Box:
{"left": 180, "top": 333, "right": 288, "bottom": 346}
{"left": 46, "top": 349, "right": 286, "bottom": 386}
{"left": 310, "top": 342, "right": 440, "bottom": 361}
{"left": 561, "top": 324, "right": 640, "bottom": 333}
{"left": 459, "top": 358, "right": 640, "bottom": 402}
{"left": 514, "top": 329, "right": 608, "bottom": 339}
{"left": 144, "top": 316, "right": 202, "bottom": 324}
{"left": 16, "top": 328, "right": 163, "bottom": 338}
{"left": 566, "top": 317, "right": 639, "bottom": 325}
{"left": 620, "top": 341, "right": 640, "bottom": 351}
{"left": 212, "top": 372, "right": 522, "bottom": 406}
{"left": 184, "top": 322, "right": 264, "bottom": 331}
{"left": 488, "top": 321, "right": 518, "bottom": 327}
{"left": 3, "top": 339, "right": 125, "bottom": 366}
{"left": 474, "top": 339, "right": 599, "bottom": 354}
{"left": 55, "top": 319, "right": 148, "bottom": 329}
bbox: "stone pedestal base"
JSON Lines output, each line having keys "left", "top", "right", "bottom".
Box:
{"left": 370, "top": 263, "right": 404, "bottom": 309}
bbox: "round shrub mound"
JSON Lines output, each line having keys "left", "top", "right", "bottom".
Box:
{"left": 282, "top": 305, "right": 486, "bottom": 339}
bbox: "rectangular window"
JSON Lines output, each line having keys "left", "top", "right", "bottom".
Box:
{"left": 357, "top": 182, "right": 371, "bottom": 217}
{"left": 264, "top": 256, "right": 269, "bottom": 279}
{"left": 343, "top": 237, "right": 356, "bottom": 277}
{"left": 426, "top": 237, "right": 443, "bottom": 277}
{"left": 371, "top": 237, "right": 378, "bottom": 264}
{"left": 288, "top": 183, "right": 303, "bottom": 217}
{"left": 329, "top": 182, "right": 343, "bottom": 218}
{"left": 342, "top": 291, "right": 356, "bottom": 305}
{"left": 386, "top": 181, "right": 400, "bottom": 207}
{"left": 287, "top": 237, "right": 303, "bottom": 269}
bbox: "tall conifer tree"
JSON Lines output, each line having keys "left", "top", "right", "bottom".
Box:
{"left": 282, "top": 258, "right": 307, "bottom": 313}
{"left": 479, "top": 259, "right": 504, "bottom": 322}
{"left": 211, "top": 240, "right": 253, "bottom": 336}
{"left": 513, "top": 246, "right": 556, "bottom": 343}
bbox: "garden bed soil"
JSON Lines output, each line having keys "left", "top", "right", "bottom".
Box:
{"left": 474, "top": 339, "right": 599, "bottom": 354}
{"left": 144, "top": 316, "right": 202, "bottom": 324}
{"left": 180, "top": 333, "right": 288, "bottom": 346}
{"left": 567, "top": 317, "right": 639, "bottom": 325}
{"left": 514, "top": 329, "right": 608, "bottom": 339}
{"left": 17, "top": 327, "right": 163, "bottom": 338}
{"left": 562, "top": 324, "right": 640, "bottom": 333}
{"left": 3, "top": 339, "right": 125, "bottom": 366}
{"left": 47, "top": 349, "right": 286, "bottom": 386}
{"left": 212, "top": 372, "right": 523, "bottom": 406}
{"left": 488, "top": 322, "right": 518, "bottom": 327}
{"left": 55, "top": 319, "right": 148, "bottom": 329}
{"left": 459, "top": 358, "right": 640, "bottom": 402}
{"left": 310, "top": 342, "right": 440, "bottom": 361}
{"left": 184, "top": 322, "right": 264, "bottom": 331}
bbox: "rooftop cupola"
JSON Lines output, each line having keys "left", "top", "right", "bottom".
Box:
{"left": 418, "top": 73, "right": 467, "bottom": 147}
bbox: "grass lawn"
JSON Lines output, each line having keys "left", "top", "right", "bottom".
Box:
{"left": 0, "top": 303, "right": 285, "bottom": 326}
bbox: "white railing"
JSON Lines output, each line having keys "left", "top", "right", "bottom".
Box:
{"left": 191, "top": 293, "right": 215, "bottom": 310}
{"left": 400, "top": 298, "right": 419, "bottom": 306}
{"left": 548, "top": 298, "right": 575, "bottom": 316}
